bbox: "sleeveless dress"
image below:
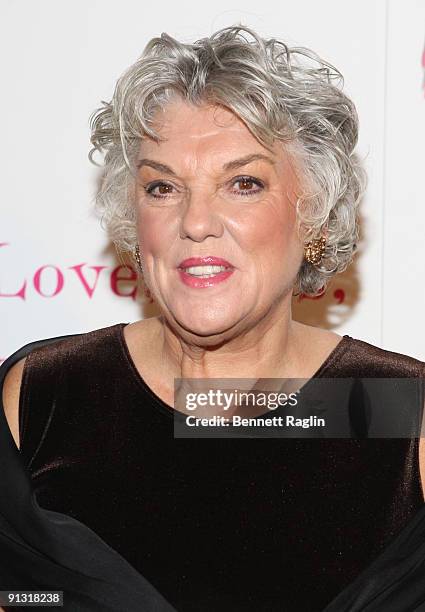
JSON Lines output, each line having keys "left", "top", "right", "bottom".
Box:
{"left": 1, "top": 322, "right": 425, "bottom": 612}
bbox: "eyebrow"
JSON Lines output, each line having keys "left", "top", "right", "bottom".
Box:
{"left": 136, "top": 153, "right": 276, "bottom": 176}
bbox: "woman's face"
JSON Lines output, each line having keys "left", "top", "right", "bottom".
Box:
{"left": 135, "top": 99, "right": 304, "bottom": 339}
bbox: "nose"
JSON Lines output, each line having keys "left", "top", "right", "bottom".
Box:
{"left": 179, "top": 189, "right": 224, "bottom": 242}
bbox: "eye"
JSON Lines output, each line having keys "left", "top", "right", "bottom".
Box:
{"left": 230, "top": 175, "right": 264, "bottom": 197}
{"left": 144, "top": 181, "right": 177, "bottom": 199}
{"left": 144, "top": 176, "right": 265, "bottom": 200}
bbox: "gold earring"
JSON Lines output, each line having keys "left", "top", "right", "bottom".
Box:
{"left": 134, "top": 244, "right": 143, "bottom": 273}
{"left": 134, "top": 244, "right": 154, "bottom": 302}
{"left": 304, "top": 237, "right": 326, "bottom": 265}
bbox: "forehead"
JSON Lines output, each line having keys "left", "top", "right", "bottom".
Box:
{"left": 138, "top": 99, "right": 284, "bottom": 166}
{"left": 150, "top": 99, "right": 251, "bottom": 140}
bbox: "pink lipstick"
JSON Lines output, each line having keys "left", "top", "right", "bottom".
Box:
{"left": 177, "top": 256, "right": 235, "bottom": 288}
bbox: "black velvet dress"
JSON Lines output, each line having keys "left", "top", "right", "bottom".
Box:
{"left": 1, "top": 323, "right": 425, "bottom": 611}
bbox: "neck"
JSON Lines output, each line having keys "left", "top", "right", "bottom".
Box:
{"left": 157, "top": 294, "right": 304, "bottom": 381}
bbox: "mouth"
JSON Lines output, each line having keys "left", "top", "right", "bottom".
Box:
{"left": 176, "top": 257, "right": 235, "bottom": 288}
{"left": 177, "top": 257, "right": 235, "bottom": 278}
{"left": 180, "top": 265, "right": 232, "bottom": 278}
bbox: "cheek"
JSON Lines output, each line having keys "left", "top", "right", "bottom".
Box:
{"left": 241, "top": 204, "right": 298, "bottom": 253}
{"left": 137, "top": 210, "right": 172, "bottom": 258}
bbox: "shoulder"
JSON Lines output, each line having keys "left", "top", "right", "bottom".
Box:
{"left": 339, "top": 336, "right": 425, "bottom": 378}
{"left": 0, "top": 323, "right": 126, "bottom": 449}
{"left": 0, "top": 323, "right": 128, "bottom": 387}
{"left": 8, "top": 322, "right": 126, "bottom": 375}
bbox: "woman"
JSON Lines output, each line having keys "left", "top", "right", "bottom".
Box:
{"left": 1, "top": 25, "right": 425, "bottom": 611}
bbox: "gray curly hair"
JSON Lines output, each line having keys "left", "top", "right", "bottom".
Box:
{"left": 89, "top": 24, "right": 366, "bottom": 296}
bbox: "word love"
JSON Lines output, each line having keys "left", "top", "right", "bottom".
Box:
{"left": 0, "top": 243, "right": 138, "bottom": 300}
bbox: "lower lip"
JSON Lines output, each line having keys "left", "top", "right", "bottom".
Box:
{"left": 177, "top": 268, "right": 235, "bottom": 288}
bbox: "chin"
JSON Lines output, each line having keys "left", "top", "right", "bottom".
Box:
{"left": 179, "top": 319, "right": 236, "bottom": 339}
{"left": 172, "top": 308, "right": 242, "bottom": 339}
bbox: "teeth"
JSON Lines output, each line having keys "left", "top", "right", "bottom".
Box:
{"left": 183, "top": 265, "right": 229, "bottom": 277}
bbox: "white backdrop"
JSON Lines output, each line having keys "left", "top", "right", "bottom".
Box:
{"left": 1, "top": 0, "right": 424, "bottom": 361}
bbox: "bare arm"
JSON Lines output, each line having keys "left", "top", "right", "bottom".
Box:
{"left": 0, "top": 359, "right": 25, "bottom": 609}
{"left": 2, "top": 357, "right": 26, "bottom": 450}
